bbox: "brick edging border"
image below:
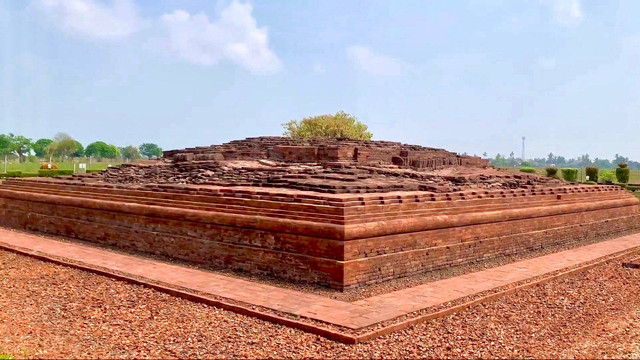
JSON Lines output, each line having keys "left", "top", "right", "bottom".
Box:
{"left": 1, "top": 240, "right": 638, "bottom": 344}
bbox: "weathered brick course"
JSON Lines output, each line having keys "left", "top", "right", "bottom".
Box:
{"left": 1, "top": 177, "right": 638, "bottom": 289}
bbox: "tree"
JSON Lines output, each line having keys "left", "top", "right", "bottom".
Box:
{"left": 104, "top": 144, "right": 120, "bottom": 159}
{"left": 85, "top": 141, "right": 110, "bottom": 158}
{"left": 85, "top": 141, "right": 120, "bottom": 159}
{"left": 33, "top": 138, "right": 53, "bottom": 157}
{"left": 120, "top": 145, "right": 141, "bottom": 161}
{"left": 71, "top": 141, "right": 84, "bottom": 157}
{"left": 47, "top": 133, "right": 79, "bottom": 160}
{"left": 0, "top": 134, "right": 11, "bottom": 172}
{"left": 139, "top": 143, "right": 163, "bottom": 159}
{"left": 8, "top": 134, "right": 32, "bottom": 163}
{"left": 282, "top": 111, "right": 372, "bottom": 140}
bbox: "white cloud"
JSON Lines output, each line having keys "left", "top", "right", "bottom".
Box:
{"left": 34, "top": 0, "right": 143, "bottom": 40}
{"left": 160, "top": 1, "right": 281, "bottom": 74}
{"left": 346, "top": 45, "right": 411, "bottom": 76}
{"left": 548, "top": 0, "right": 583, "bottom": 26}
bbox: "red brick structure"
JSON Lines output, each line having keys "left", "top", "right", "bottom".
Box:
{"left": 0, "top": 137, "right": 638, "bottom": 289}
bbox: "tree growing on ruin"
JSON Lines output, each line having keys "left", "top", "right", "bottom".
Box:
{"left": 282, "top": 111, "right": 372, "bottom": 140}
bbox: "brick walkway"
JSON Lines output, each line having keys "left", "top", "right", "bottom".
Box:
{"left": 1, "top": 228, "right": 640, "bottom": 334}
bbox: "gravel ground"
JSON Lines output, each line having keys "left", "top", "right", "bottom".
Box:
{"left": 16, "top": 226, "right": 636, "bottom": 303}
{"left": 1, "top": 249, "right": 640, "bottom": 359}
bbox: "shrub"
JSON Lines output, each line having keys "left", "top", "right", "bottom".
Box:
{"left": 599, "top": 170, "right": 616, "bottom": 183}
{"left": 583, "top": 181, "right": 596, "bottom": 185}
{"left": 519, "top": 167, "right": 536, "bottom": 173}
{"left": 282, "top": 111, "right": 372, "bottom": 140}
{"left": 40, "top": 163, "right": 59, "bottom": 170}
{"left": 585, "top": 167, "right": 598, "bottom": 182}
{"left": 86, "top": 169, "right": 103, "bottom": 174}
{"left": 545, "top": 167, "right": 558, "bottom": 178}
{"left": 561, "top": 168, "right": 578, "bottom": 182}
{"left": 616, "top": 164, "right": 630, "bottom": 183}
{"left": 38, "top": 169, "right": 74, "bottom": 177}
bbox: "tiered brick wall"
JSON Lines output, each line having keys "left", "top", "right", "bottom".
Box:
{"left": 0, "top": 178, "right": 638, "bottom": 289}
{"left": 164, "top": 136, "right": 489, "bottom": 170}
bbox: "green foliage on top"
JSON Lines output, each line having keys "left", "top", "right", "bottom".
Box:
{"left": 120, "top": 145, "right": 142, "bottom": 161}
{"left": 32, "top": 138, "right": 53, "bottom": 157}
{"left": 85, "top": 141, "right": 120, "bottom": 159}
{"left": 561, "top": 168, "right": 578, "bottom": 182}
{"left": 545, "top": 167, "right": 558, "bottom": 178}
{"left": 519, "top": 167, "right": 536, "bottom": 173}
{"left": 282, "top": 111, "right": 372, "bottom": 140}
{"left": 585, "top": 166, "right": 598, "bottom": 182}
{"left": 139, "top": 143, "right": 163, "bottom": 158}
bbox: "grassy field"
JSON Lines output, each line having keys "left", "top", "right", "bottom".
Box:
{"left": 2, "top": 160, "right": 122, "bottom": 174}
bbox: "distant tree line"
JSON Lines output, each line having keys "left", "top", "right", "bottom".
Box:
{"left": 484, "top": 151, "right": 640, "bottom": 170}
{"left": 0, "top": 132, "right": 164, "bottom": 165}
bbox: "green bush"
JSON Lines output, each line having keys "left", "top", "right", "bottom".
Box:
{"left": 616, "top": 163, "right": 630, "bottom": 183}
{"left": 519, "top": 167, "right": 536, "bottom": 173}
{"left": 86, "top": 169, "right": 103, "bottom": 174}
{"left": 38, "top": 169, "right": 74, "bottom": 177}
{"left": 561, "top": 168, "right": 578, "bottom": 182}
{"left": 626, "top": 185, "right": 640, "bottom": 192}
{"left": 583, "top": 181, "right": 596, "bottom": 185}
{"left": 599, "top": 170, "right": 616, "bottom": 183}
{"left": 585, "top": 167, "right": 598, "bottom": 182}
{"left": 545, "top": 167, "right": 558, "bottom": 178}
{"left": 4, "top": 171, "right": 22, "bottom": 178}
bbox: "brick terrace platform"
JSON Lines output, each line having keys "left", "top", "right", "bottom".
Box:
{"left": 2, "top": 228, "right": 639, "bottom": 343}
{"left": 1, "top": 178, "right": 638, "bottom": 290}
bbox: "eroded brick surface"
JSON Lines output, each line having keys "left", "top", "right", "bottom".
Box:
{"left": 1, "top": 137, "right": 638, "bottom": 289}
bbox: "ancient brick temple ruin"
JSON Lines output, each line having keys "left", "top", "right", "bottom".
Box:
{"left": 1, "top": 137, "right": 638, "bottom": 289}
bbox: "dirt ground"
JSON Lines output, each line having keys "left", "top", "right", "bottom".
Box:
{"left": 1, "top": 249, "right": 639, "bottom": 359}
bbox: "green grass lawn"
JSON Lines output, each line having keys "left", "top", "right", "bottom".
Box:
{"left": 2, "top": 160, "right": 122, "bottom": 174}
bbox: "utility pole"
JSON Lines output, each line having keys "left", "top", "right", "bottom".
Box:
{"left": 522, "top": 136, "right": 526, "bottom": 162}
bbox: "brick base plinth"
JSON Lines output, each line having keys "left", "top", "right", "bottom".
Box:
{"left": 1, "top": 178, "right": 638, "bottom": 289}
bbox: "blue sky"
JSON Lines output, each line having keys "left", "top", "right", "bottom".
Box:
{"left": 1, "top": 0, "right": 639, "bottom": 160}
